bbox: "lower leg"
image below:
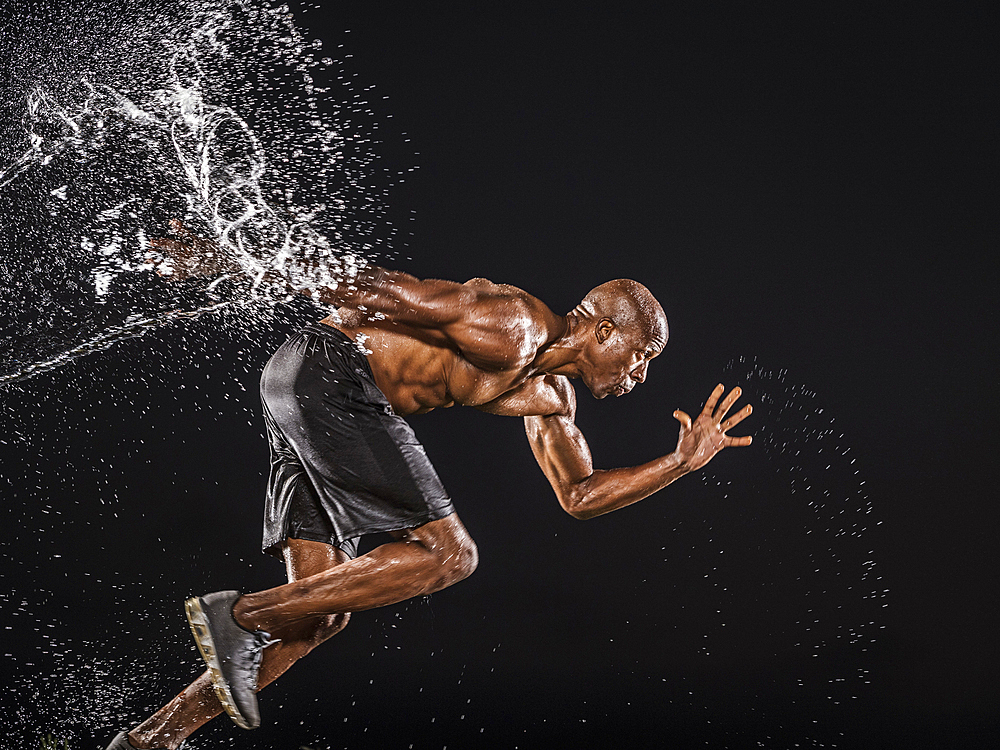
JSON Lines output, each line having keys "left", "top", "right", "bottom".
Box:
{"left": 126, "top": 515, "right": 476, "bottom": 749}
{"left": 128, "top": 619, "right": 345, "bottom": 749}
{"left": 128, "top": 540, "right": 349, "bottom": 750}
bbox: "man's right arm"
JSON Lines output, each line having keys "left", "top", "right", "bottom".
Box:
{"left": 147, "top": 220, "right": 435, "bottom": 317}
{"left": 149, "top": 221, "right": 558, "bottom": 368}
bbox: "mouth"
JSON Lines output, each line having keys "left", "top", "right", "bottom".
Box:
{"left": 612, "top": 381, "right": 632, "bottom": 397}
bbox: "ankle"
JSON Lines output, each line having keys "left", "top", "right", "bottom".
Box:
{"left": 231, "top": 593, "right": 258, "bottom": 631}
{"left": 231, "top": 591, "right": 288, "bottom": 635}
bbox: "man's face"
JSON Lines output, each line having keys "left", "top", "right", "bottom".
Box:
{"left": 583, "top": 322, "right": 665, "bottom": 399}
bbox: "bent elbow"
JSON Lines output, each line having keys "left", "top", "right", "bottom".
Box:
{"left": 560, "top": 485, "right": 597, "bottom": 520}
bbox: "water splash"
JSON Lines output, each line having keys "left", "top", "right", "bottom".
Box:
{"left": 0, "top": 0, "right": 394, "bottom": 388}
{"left": 704, "top": 355, "right": 883, "bottom": 747}
{"left": 0, "top": 3, "right": 399, "bottom": 744}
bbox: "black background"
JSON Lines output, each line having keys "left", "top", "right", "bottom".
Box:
{"left": 1, "top": 3, "right": 997, "bottom": 749}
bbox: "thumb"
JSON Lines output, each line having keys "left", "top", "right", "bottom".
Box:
{"left": 673, "top": 409, "right": 691, "bottom": 430}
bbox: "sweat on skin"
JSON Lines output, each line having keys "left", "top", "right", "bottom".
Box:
{"left": 117, "top": 225, "right": 752, "bottom": 750}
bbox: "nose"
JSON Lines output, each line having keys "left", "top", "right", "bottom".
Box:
{"left": 632, "top": 360, "right": 648, "bottom": 383}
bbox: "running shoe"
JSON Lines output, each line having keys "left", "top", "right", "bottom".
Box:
{"left": 184, "top": 590, "right": 278, "bottom": 730}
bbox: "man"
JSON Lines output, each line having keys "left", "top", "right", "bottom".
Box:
{"left": 107, "top": 221, "right": 752, "bottom": 750}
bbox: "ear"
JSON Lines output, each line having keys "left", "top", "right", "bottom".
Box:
{"left": 596, "top": 317, "right": 616, "bottom": 344}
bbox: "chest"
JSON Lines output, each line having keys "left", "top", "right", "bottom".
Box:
{"left": 444, "top": 356, "right": 534, "bottom": 406}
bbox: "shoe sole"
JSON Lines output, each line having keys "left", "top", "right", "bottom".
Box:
{"left": 184, "top": 596, "right": 256, "bottom": 730}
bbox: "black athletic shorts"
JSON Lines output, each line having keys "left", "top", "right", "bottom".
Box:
{"left": 260, "top": 322, "right": 455, "bottom": 559}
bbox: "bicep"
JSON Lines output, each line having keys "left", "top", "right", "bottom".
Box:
{"left": 524, "top": 413, "right": 595, "bottom": 510}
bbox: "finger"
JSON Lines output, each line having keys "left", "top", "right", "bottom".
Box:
{"left": 720, "top": 403, "right": 752, "bottom": 431}
{"left": 724, "top": 435, "right": 752, "bottom": 448}
{"left": 701, "top": 383, "right": 725, "bottom": 417}
{"left": 712, "top": 386, "right": 742, "bottom": 422}
{"left": 673, "top": 409, "right": 692, "bottom": 430}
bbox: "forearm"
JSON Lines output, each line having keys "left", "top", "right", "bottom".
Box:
{"left": 262, "top": 258, "right": 394, "bottom": 310}
{"left": 565, "top": 451, "right": 691, "bottom": 520}
{"left": 154, "top": 222, "right": 469, "bottom": 327}
{"left": 262, "top": 252, "right": 470, "bottom": 330}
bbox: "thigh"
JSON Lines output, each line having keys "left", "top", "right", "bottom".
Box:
{"left": 390, "top": 512, "right": 470, "bottom": 545}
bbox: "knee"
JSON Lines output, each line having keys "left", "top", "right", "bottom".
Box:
{"left": 460, "top": 536, "right": 479, "bottom": 579}
{"left": 438, "top": 530, "right": 478, "bottom": 586}
{"left": 447, "top": 536, "right": 478, "bottom": 583}
{"left": 408, "top": 516, "right": 479, "bottom": 589}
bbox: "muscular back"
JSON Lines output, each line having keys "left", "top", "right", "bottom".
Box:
{"left": 325, "top": 277, "right": 571, "bottom": 417}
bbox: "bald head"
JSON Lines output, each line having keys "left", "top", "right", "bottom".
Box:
{"left": 565, "top": 280, "right": 668, "bottom": 398}
{"left": 579, "top": 279, "right": 668, "bottom": 347}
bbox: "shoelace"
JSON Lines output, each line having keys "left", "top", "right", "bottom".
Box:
{"left": 237, "top": 631, "right": 281, "bottom": 679}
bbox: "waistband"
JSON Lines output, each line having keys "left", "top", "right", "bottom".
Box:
{"left": 300, "top": 321, "right": 375, "bottom": 379}
{"left": 301, "top": 320, "right": 354, "bottom": 344}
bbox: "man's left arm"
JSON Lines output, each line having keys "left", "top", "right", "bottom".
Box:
{"left": 524, "top": 382, "right": 752, "bottom": 520}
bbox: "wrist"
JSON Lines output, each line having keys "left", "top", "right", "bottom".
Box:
{"left": 670, "top": 449, "right": 694, "bottom": 475}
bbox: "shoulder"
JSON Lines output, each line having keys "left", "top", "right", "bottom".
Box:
{"left": 452, "top": 279, "right": 565, "bottom": 368}
{"left": 540, "top": 373, "right": 577, "bottom": 418}
{"left": 475, "top": 373, "right": 576, "bottom": 418}
{"left": 518, "top": 373, "right": 578, "bottom": 418}
{"left": 462, "top": 278, "right": 564, "bottom": 341}
{"left": 462, "top": 278, "right": 552, "bottom": 318}
{"left": 463, "top": 278, "right": 556, "bottom": 316}
{"left": 521, "top": 373, "right": 578, "bottom": 421}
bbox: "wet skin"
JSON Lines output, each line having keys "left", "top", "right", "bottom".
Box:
{"left": 131, "top": 224, "right": 753, "bottom": 749}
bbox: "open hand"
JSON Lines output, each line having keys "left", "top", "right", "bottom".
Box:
{"left": 672, "top": 383, "right": 753, "bottom": 472}
{"left": 147, "top": 219, "right": 236, "bottom": 280}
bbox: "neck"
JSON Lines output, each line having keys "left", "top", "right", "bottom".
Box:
{"left": 533, "top": 312, "right": 589, "bottom": 377}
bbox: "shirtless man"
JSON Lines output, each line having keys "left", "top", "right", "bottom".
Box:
{"left": 107, "top": 222, "right": 752, "bottom": 750}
